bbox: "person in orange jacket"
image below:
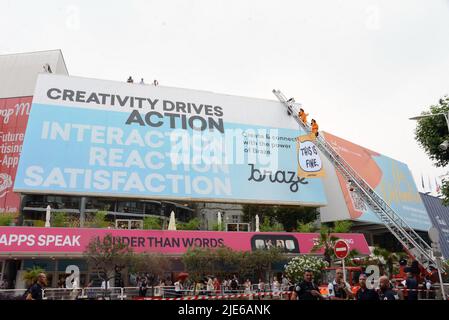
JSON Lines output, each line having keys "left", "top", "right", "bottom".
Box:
{"left": 311, "top": 119, "right": 319, "bottom": 137}
{"left": 298, "top": 108, "right": 308, "bottom": 124}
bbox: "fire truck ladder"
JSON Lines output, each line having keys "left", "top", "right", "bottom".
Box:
{"left": 272, "top": 89, "right": 446, "bottom": 273}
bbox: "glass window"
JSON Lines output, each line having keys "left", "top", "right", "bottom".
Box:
{"left": 86, "top": 198, "right": 116, "bottom": 211}
{"left": 46, "top": 196, "right": 80, "bottom": 209}
{"left": 143, "top": 202, "right": 162, "bottom": 215}
{"left": 117, "top": 201, "right": 145, "bottom": 214}
{"left": 130, "top": 220, "right": 143, "bottom": 229}
{"left": 22, "top": 259, "right": 56, "bottom": 272}
{"left": 116, "top": 220, "right": 130, "bottom": 229}
{"left": 57, "top": 260, "right": 88, "bottom": 272}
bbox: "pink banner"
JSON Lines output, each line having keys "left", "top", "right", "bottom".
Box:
{"left": 0, "top": 96, "right": 32, "bottom": 214}
{"left": 0, "top": 227, "right": 370, "bottom": 255}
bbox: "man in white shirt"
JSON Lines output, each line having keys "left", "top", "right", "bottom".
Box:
{"left": 327, "top": 268, "right": 353, "bottom": 300}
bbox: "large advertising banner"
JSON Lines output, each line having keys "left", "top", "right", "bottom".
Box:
{"left": 0, "top": 227, "right": 370, "bottom": 255}
{"left": 0, "top": 96, "right": 32, "bottom": 213}
{"left": 14, "top": 74, "right": 327, "bottom": 206}
{"left": 322, "top": 132, "right": 431, "bottom": 231}
{"left": 420, "top": 193, "right": 449, "bottom": 259}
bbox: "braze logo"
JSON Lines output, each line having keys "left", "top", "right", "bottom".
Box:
{"left": 247, "top": 163, "right": 308, "bottom": 192}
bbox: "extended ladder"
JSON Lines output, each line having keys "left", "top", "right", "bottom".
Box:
{"left": 272, "top": 89, "right": 446, "bottom": 273}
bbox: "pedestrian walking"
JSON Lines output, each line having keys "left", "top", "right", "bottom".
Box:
{"left": 25, "top": 273, "right": 47, "bottom": 300}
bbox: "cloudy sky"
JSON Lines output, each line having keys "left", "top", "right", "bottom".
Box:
{"left": 1, "top": 0, "right": 449, "bottom": 194}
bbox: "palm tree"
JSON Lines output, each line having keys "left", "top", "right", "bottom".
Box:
{"left": 311, "top": 226, "right": 339, "bottom": 265}
{"left": 311, "top": 221, "right": 355, "bottom": 265}
{"left": 23, "top": 266, "right": 45, "bottom": 287}
{"left": 372, "top": 247, "right": 400, "bottom": 276}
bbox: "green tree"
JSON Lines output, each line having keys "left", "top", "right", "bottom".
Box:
{"left": 212, "top": 223, "right": 224, "bottom": 231}
{"left": 311, "top": 226, "right": 339, "bottom": 265}
{"left": 260, "top": 216, "right": 284, "bottom": 232}
{"left": 273, "top": 207, "right": 319, "bottom": 231}
{"left": 52, "top": 212, "right": 67, "bottom": 227}
{"left": 143, "top": 216, "right": 162, "bottom": 230}
{"left": 242, "top": 205, "right": 318, "bottom": 231}
{"left": 214, "top": 247, "right": 243, "bottom": 278}
{"left": 84, "top": 234, "right": 135, "bottom": 295}
{"left": 182, "top": 247, "right": 284, "bottom": 290}
{"left": 86, "top": 211, "right": 110, "bottom": 228}
{"left": 131, "top": 253, "right": 171, "bottom": 292}
{"left": 372, "top": 247, "right": 401, "bottom": 276}
{"left": 182, "top": 248, "right": 216, "bottom": 294}
{"left": 414, "top": 95, "right": 449, "bottom": 202}
{"left": 332, "top": 220, "right": 353, "bottom": 233}
{"left": 244, "top": 248, "right": 283, "bottom": 280}
{"left": 296, "top": 222, "right": 317, "bottom": 232}
{"left": 178, "top": 218, "right": 201, "bottom": 230}
{"left": 23, "top": 266, "right": 45, "bottom": 286}
{"left": 33, "top": 220, "right": 45, "bottom": 227}
{"left": 0, "top": 213, "right": 17, "bottom": 226}
{"left": 311, "top": 221, "right": 355, "bottom": 265}
{"left": 414, "top": 95, "right": 449, "bottom": 167}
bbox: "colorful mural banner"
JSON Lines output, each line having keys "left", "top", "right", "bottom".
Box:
{"left": 0, "top": 226, "right": 371, "bottom": 255}
{"left": 0, "top": 96, "right": 33, "bottom": 214}
{"left": 322, "top": 131, "right": 431, "bottom": 231}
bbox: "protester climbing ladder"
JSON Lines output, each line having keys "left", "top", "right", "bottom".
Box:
{"left": 272, "top": 89, "right": 447, "bottom": 274}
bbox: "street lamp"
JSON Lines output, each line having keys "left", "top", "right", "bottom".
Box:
{"left": 410, "top": 112, "right": 449, "bottom": 150}
{"left": 409, "top": 112, "right": 449, "bottom": 128}
{"left": 439, "top": 140, "right": 449, "bottom": 151}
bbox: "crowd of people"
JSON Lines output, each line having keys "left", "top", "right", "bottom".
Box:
{"left": 144, "top": 274, "right": 294, "bottom": 298}
{"left": 15, "top": 260, "right": 444, "bottom": 301}
{"left": 290, "top": 268, "right": 435, "bottom": 301}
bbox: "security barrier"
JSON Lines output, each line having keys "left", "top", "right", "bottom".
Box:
{"left": 0, "top": 284, "right": 446, "bottom": 300}
{"left": 0, "top": 289, "right": 28, "bottom": 300}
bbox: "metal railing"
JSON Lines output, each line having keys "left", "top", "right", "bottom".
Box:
{"left": 0, "top": 289, "right": 28, "bottom": 300}
{"left": 0, "top": 283, "right": 446, "bottom": 300}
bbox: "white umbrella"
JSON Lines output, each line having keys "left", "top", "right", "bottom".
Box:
{"left": 255, "top": 215, "right": 260, "bottom": 232}
{"left": 217, "top": 212, "right": 222, "bottom": 229}
{"left": 168, "top": 211, "right": 176, "bottom": 230}
{"left": 45, "top": 205, "right": 51, "bottom": 227}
